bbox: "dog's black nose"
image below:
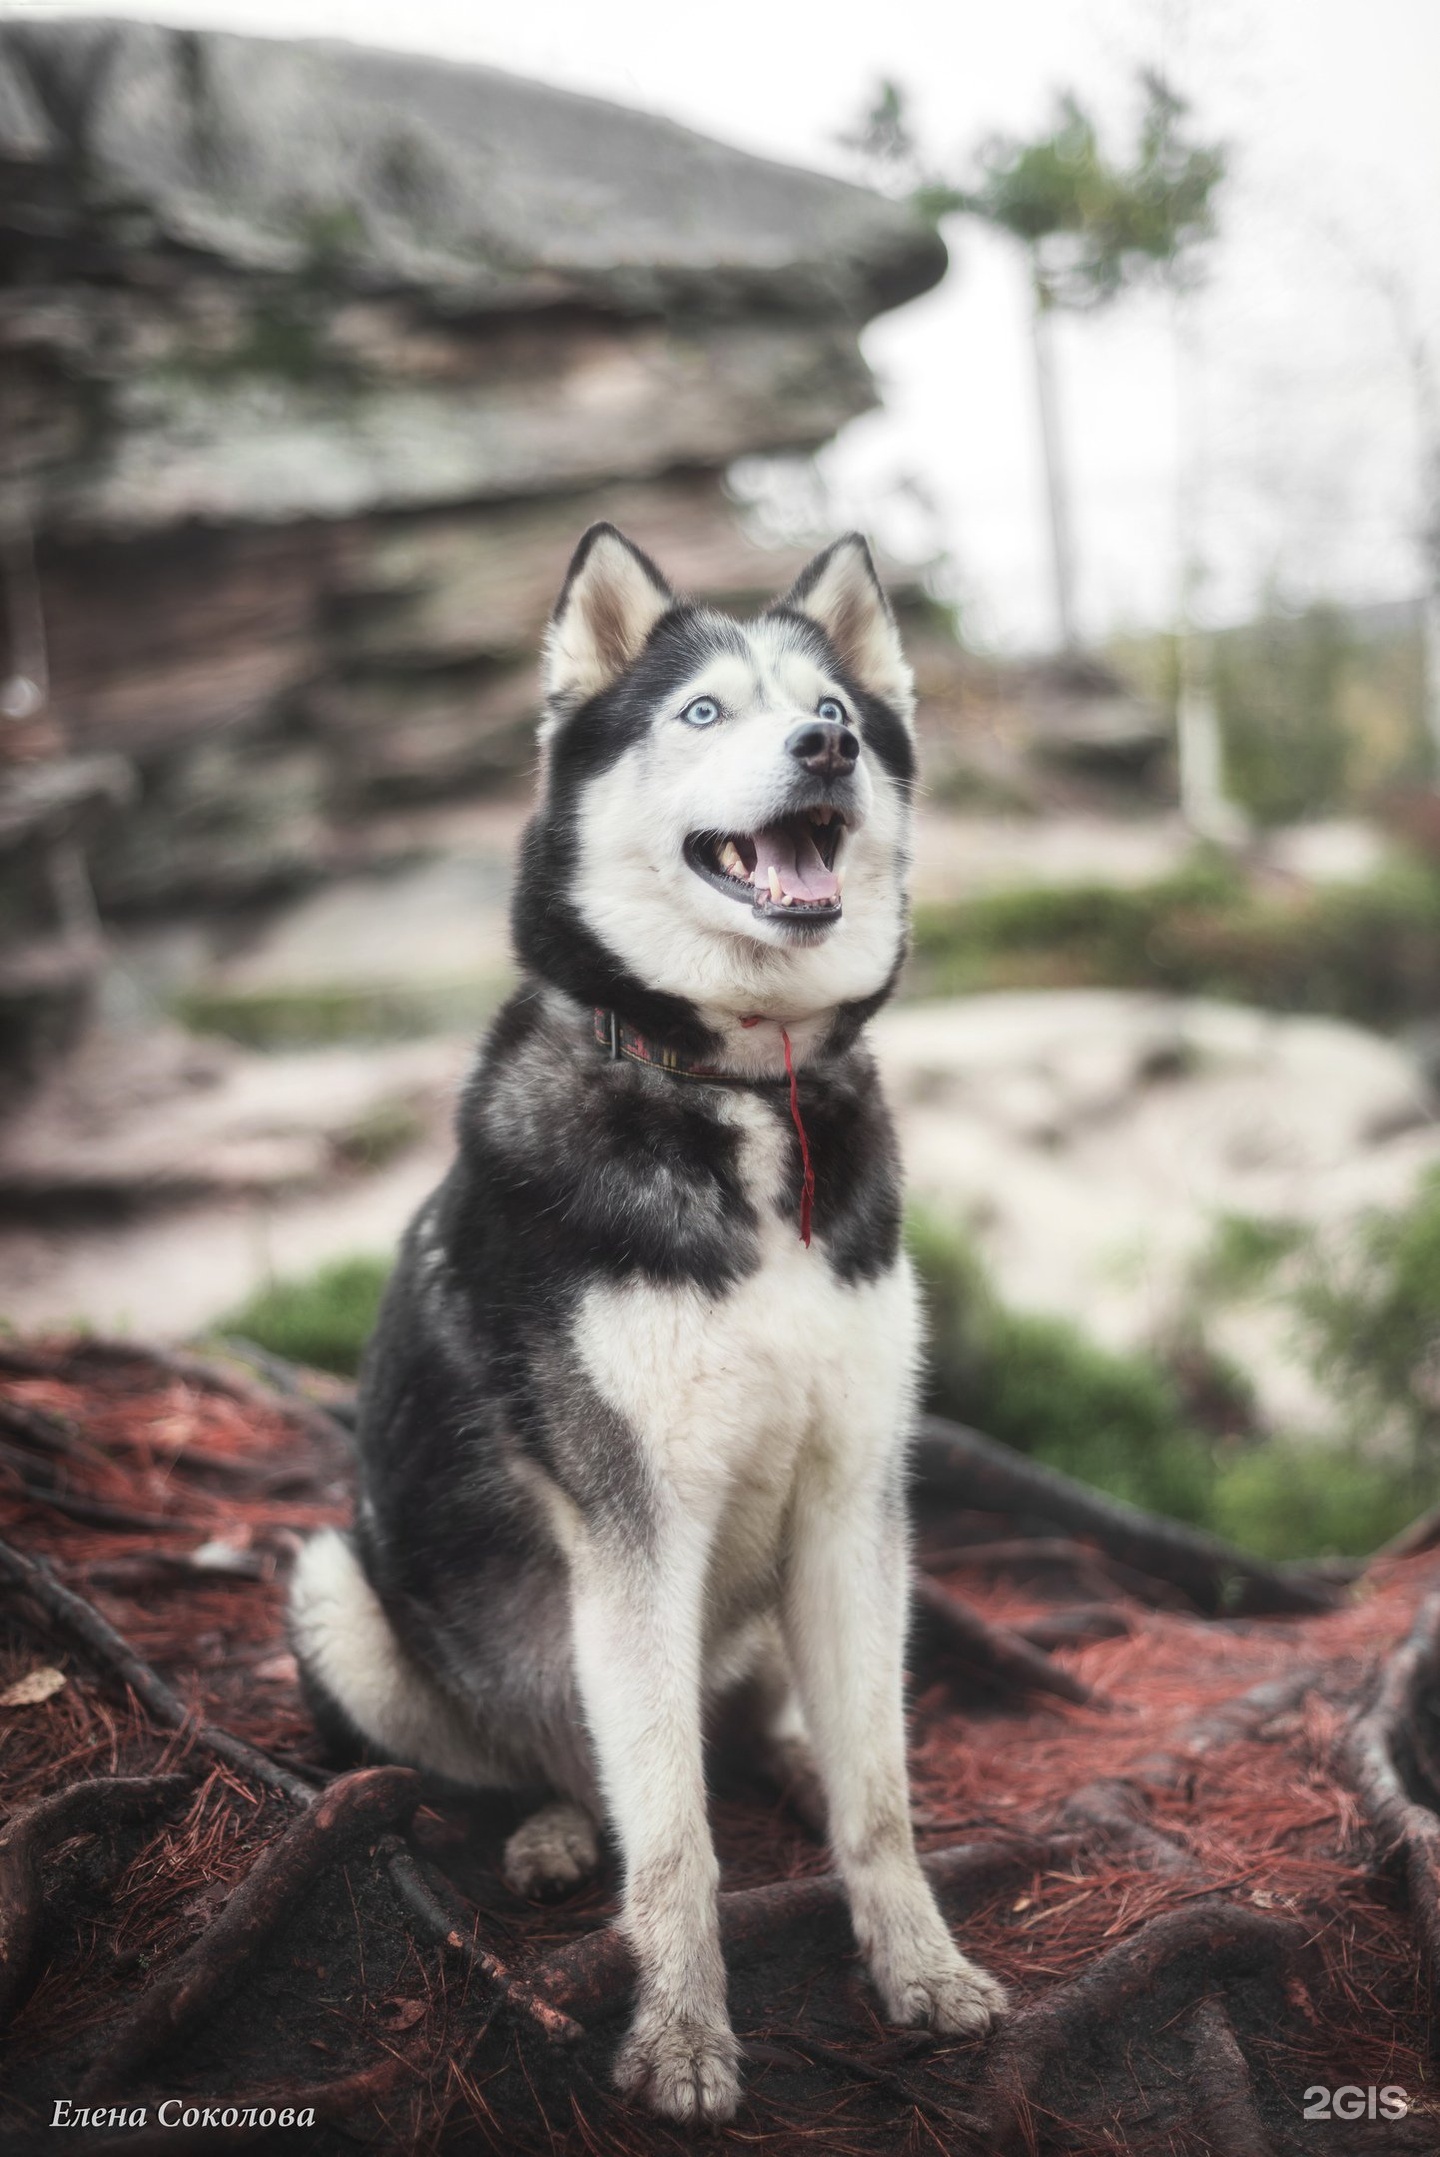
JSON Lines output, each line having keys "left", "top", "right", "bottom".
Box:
{"left": 785, "top": 719, "right": 859, "bottom": 777}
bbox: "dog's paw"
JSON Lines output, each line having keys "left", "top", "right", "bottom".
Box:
{"left": 613, "top": 2009, "right": 742, "bottom": 2122}
{"left": 873, "top": 1945, "right": 1009, "bottom": 2038}
{"left": 501, "top": 1801, "right": 600, "bottom": 1900}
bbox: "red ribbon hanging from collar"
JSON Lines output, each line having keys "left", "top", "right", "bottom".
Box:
{"left": 780, "top": 1028, "right": 814, "bottom": 1249}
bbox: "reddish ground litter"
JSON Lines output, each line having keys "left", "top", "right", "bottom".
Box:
{"left": 1, "top": 1337, "right": 1437, "bottom": 2154}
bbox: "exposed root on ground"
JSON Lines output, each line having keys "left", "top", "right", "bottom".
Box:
{"left": 79, "top": 1767, "right": 419, "bottom": 2099}
{"left": 0, "top": 1338, "right": 1436, "bottom": 2154}
{"left": 0, "top": 1776, "right": 190, "bottom": 2025}
{"left": 968, "top": 1903, "right": 1305, "bottom": 2152}
{"left": 914, "top": 1415, "right": 1339, "bottom": 1615}
{"left": 0, "top": 1537, "right": 316, "bottom": 1805}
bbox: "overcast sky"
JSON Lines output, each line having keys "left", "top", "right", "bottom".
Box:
{"left": 8, "top": 0, "right": 1438, "bottom": 648}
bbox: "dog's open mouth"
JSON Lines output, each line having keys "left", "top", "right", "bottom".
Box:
{"left": 684, "top": 809, "right": 848, "bottom": 923}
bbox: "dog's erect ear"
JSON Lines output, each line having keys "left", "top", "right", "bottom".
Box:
{"left": 544, "top": 524, "right": 675, "bottom": 707}
{"left": 775, "top": 533, "right": 914, "bottom": 720}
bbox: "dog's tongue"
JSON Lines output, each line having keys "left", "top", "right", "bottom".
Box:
{"left": 751, "top": 821, "right": 840, "bottom": 904}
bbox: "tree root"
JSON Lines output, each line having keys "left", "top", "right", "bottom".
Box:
{"left": 1186, "top": 1996, "right": 1277, "bottom": 2157}
{"left": 1344, "top": 1590, "right": 1440, "bottom": 2000}
{"left": 0, "top": 1774, "right": 191, "bottom": 2029}
{"left": 527, "top": 1837, "right": 1046, "bottom": 2024}
{"left": 965, "top": 1903, "right": 1303, "bottom": 2153}
{"left": 0, "top": 1395, "right": 109, "bottom": 1469}
{"left": 1056, "top": 1668, "right": 1325, "bottom": 1881}
{"left": 1014, "top": 1605, "right": 1132, "bottom": 1648}
{"left": 0, "top": 1535, "right": 316, "bottom": 1806}
{"left": 752, "top": 2027, "right": 966, "bottom": 2124}
{"left": 0, "top": 1337, "right": 353, "bottom": 1467}
{"left": 211, "top": 1334, "right": 359, "bottom": 1433}
{"left": 1060, "top": 1776, "right": 1197, "bottom": 1873}
{"left": 0, "top": 1337, "right": 1422, "bottom": 2151}
{"left": 914, "top": 1415, "right": 1338, "bottom": 1616}
{"left": 920, "top": 1533, "right": 1186, "bottom": 1610}
{"left": 60, "top": 1549, "right": 274, "bottom": 1590}
{"left": 78, "top": 1766, "right": 418, "bottom": 2100}
{"left": 912, "top": 1574, "right": 1094, "bottom": 1705}
{"left": 0, "top": 1446, "right": 191, "bottom": 1536}
{"left": 380, "top": 1836, "right": 583, "bottom": 2046}
{"left": 0, "top": 1384, "right": 314, "bottom": 1505}
{"left": 0, "top": 1528, "right": 566, "bottom": 2084}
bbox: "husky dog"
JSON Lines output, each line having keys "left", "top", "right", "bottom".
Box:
{"left": 289, "top": 525, "right": 1008, "bottom": 2121}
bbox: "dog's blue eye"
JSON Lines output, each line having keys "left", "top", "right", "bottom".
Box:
{"left": 817, "top": 697, "right": 846, "bottom": 723}
{"left": 680, "top": 697, "right": 720, "bottom": 727}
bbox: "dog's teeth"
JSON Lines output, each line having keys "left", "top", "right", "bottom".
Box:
{"left": 719, "top": 840, "right": 743, "bottom": 876}
{"left": 767, "top": 866, "right": 782, "bottom": 903}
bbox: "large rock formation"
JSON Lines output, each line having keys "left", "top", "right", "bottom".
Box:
{"left": 0, "top": 17, "right": 945, "bottom": 917}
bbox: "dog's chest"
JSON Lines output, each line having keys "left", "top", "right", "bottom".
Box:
{"left": 570, "top": 1094, "right": 918, "bottom": 1604}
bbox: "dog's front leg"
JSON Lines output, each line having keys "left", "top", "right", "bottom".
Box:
{"left": 570, "top": 1516, "right": 739, "bottom": 2123}
{"left": 782, "top": 1459, "right": 1009, "bottom": 2036}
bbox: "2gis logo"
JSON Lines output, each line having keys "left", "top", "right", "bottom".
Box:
{"left": 1302, "top": 2084, "right": 1409, "bottom": 2121}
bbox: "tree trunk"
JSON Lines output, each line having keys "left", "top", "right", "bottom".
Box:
{"left": 1171, "top": 286, "right": 1246, "bottom": 843}
{"left": 1028, "top": 265, "right": 1079, "bottom": 652}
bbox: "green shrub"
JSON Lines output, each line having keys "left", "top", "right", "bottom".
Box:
{"left": 1293, "top": 1168, "right": 1440, "bottom": 1464}
{"left": 908, "top": 1206, "right": 1438, "bottom": 1560}
{"left": 218, "top": 1254, "right": 391, "bottom": 1376}
{"left": 1207, "top": 1441, "right": 1425, "bottom": 1561}
{"left": 1191, "top": 1212, "right": 1306, "bottom": 1302}
{"left": 908, "top": 1208, "right": 1217, "bottom": 1524}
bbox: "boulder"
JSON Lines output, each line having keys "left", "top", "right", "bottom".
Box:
{"left": 874, "top": 990, "right": 1440, "bottom": 1440}
{"left": 0, "top": 19, "right": 943, "bottom": 319}
{"left": 0, "top": 21, "right": 948, "bottom": 918}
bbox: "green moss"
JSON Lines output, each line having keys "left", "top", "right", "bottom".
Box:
{"left": 218, "top": 1254, "right": 391, "bottom": 1377}
{"left": 301, "top": 203, "right": 368, "bottom": 273}
{"left": 159, "top": 299, "right": 347, "bottom": 388}
{"left": 174, "top": 974, "right": 505, "bottom": 1050}
{"left": 908, "top": 850, "right": 1440, "bottom": 1029}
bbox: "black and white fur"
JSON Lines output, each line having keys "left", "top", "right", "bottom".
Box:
{"left": 289, "top": 526, "right": 1008, "bottom": 2121}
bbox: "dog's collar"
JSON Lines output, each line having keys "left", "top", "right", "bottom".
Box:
{"left": 592, "top": 1006, "right": 770, "bottom": 1086}
{"left": 592, "top": 1007, "right": 816, "bottom": 1247}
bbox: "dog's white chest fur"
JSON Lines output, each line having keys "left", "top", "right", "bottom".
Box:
{"left": 570, "top": 1093, "right": 919, "bottom": 1636}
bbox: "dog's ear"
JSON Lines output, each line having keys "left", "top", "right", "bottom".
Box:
{"left": 544, "top": 524, "right": 675, "bottom": 707}
{"left": 775, "top": 534, "right": 914, "bottom": 721}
